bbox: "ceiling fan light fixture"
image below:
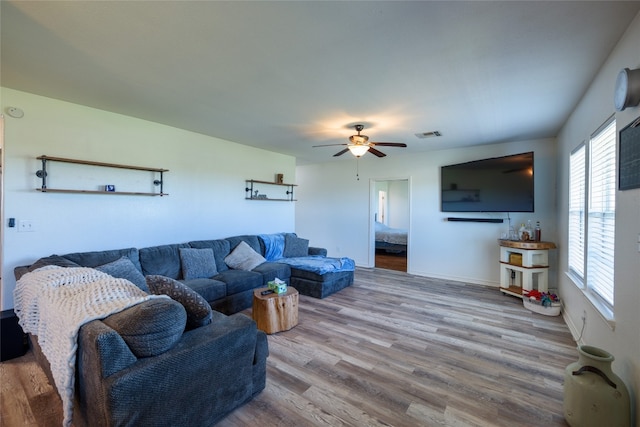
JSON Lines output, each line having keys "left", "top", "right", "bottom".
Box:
{"left": 348, "top": 144, "right": 370, "bottom": 157}
{"left": 349, "top": 134, "right": 369, "bottom": 144}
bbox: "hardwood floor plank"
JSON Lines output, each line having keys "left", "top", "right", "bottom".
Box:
{"left": 1, "top": 268, "right": 575, "bottom": 426}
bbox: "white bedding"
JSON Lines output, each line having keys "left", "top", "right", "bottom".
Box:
{"left": 375, "top": 221, "right": 408, "bottom": 245}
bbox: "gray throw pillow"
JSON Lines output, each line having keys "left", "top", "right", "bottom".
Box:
{"left": 224, "top": 241, "right": 266, "bottom": 271}
{"left": 283, "top": 234, "right": 309, "bottom": 258}
{"left": 96, "top": 256, "right": 149, "bottom": 292}
{"left": 103, "top": 298, "right": 186, "bottom": 358}
{"left": 145, "top": 275, "right": 212, "bottom": 328}
{"left": 178, "top": 248, "right": 218, "bottom": 280}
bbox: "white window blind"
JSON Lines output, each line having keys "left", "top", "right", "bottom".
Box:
{"left": 587, "top": 118, "right": 616, "bottom": 307}
{"left": 568, "top": 145, "right": 586, "bottom": 280}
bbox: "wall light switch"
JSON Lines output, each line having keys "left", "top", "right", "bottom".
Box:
{"left": 18, "top": 220, "right": 35, "bottom": 232}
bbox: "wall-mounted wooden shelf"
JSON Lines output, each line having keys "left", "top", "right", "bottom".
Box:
{"left": 35, "top": 155, "right": 169, "bottom": 196}
{"left": 245, "top": 179, "right": 296, "bottom": 201}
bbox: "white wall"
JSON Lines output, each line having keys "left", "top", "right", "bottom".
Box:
{"left": 1, "top": 88, "right": 296, "bottom": 309}
{"left": 387, "top": 179, "right": 409, "bottom": 230}
{"left": 556, "top": 13, "right": 640, "bottom": 422}
{"left": 296, "top": 138, "right": 557, "bottom": 286}
{"left": 373, "top": 179, "right": 409, "bottom": 228}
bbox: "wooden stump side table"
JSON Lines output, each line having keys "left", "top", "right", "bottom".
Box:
{"left": 252, "top": 287, "right": 299, "bottom": 334}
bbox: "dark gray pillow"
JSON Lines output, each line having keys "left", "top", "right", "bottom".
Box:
{"left": 145, "top": 275, "right": 212, "bottom": 328}
{"left": 283, "top": 234, "right": 309, "bottom": 258}
{"left": 103, "top": 298, "right": 186, "bottom": 358}
{"left": 224, "top": 241, "right": 266, "bottom": 271}
{"left": 28, "top": 255, "right": 80, "bottom": 272}
{"left": 178, "top": 248, "right": 218, "bottom": 280}
{"left": 96, "top": 256, "right": 149, "bottom": 292}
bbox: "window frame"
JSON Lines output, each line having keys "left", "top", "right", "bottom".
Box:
{"left": 566, "top": 116, "right": 616, "bottom": 322}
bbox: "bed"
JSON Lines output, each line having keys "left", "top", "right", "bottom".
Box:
{"left": 375, "top": 221, "right": 407, "bottom": 253}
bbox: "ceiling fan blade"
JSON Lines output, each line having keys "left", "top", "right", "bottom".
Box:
{"left": 371, "top": 142, "right": 407, "bottom": 147}
{"left": 333, "top": 148, "right": 350, "bottom": 157}
{"left": 368, "top": 147, "right": 386, "bottom": 157}
{"left": 313, "top": 143, "right": 348, "bottom": 147}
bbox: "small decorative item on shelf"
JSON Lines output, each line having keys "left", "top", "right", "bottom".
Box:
{"left": 276, "top": 173, "right": 284, "bottom": 184}
{"left": 534, "top": 221, "right": 542, "bottom": 241}
{"left": 104, "top": 185, "right": 115, "bottom": 192}
{"left": 522, "top": 289, "right": 561, "bottom": 316}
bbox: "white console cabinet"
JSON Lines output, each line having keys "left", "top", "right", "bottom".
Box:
{"left": 498, "top": 240, "right": 556, "bottom": 298}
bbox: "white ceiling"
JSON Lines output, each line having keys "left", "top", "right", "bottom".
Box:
{"left": 2, "top": 1, "right": 639, "bottom": 164}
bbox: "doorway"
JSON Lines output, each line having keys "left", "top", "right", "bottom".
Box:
{"left": 372, "top": 179, "right": 409, "bottom": 272}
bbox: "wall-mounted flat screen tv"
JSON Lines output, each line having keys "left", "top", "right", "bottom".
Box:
{"left": 441, "top": 152, "right": 534, "bottom": 212}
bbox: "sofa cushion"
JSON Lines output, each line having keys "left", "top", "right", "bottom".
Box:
{"left": 225, "top": 241, "right": 265, "bottom": 271}
{"left": 95, "top": 256, "right": 149, "bottom": 292}
{"left": 62, "top": 247, "right": 143, "bottom": 272}
{"left": 180, "top": 278, "right": 226, "bottom": 302}
{"left": 283, "top": 234, "right": 309, "bottom": 258}
{"left": 146, "top": 275, "right": 213, "bottom": 328}
{"left": 188, "top": 239, "right": 231, "bottom": 273}
{"left": 27, "top": 255, "right": 80, "bottom": 272}
{"left": 252, "top": 262, "right": 291, "bottom": 286}
{"left": 214, "top": 270, "right": 263, "bottom": 295}
{"left": 102, "top": 298, "right": 186, "bottom": 358}
{"left": 179, "top": 248, "right": 218, "bottom": 280}
{"left": 139, "top": 243, "right": 189, "bottom": 279}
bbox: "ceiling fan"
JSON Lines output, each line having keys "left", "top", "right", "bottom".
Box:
{"left": 313, "top": 124, "right": 407, "bottom": 157}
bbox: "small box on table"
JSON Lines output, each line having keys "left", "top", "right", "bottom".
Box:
{"left": 267, "top": 279, "right": 287, "bottom": 294}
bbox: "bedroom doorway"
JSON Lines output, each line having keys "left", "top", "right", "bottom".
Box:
{"left": 372, "top": 179, "right": 409, "bottom": 272}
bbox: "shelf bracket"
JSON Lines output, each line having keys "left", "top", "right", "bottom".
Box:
{"left": 36, "top": 157, "right": 48, "bottom": 189}
{"left": 153, "top": 171, "right": 165, "bottom": 195}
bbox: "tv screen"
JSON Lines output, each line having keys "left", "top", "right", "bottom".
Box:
{"left": 441, "top": 152, "right": 534, "bottom": 212}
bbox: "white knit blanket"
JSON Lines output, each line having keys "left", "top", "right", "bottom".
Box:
{"left": 14, "top": 266, "right": 163, "bottom": 427}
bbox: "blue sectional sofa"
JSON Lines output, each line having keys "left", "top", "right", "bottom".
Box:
{"left": 12, "top": 233, "right": 354, "bottom": 426}
{"left": 16, "top": 232, "right": 356, "bottom": 314}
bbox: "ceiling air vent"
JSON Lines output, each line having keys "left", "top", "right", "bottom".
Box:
{"left": 415, "top": 131, "right": 441, "bottom": 139}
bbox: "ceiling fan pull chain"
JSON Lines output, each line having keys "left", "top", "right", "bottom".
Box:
{"left": 356, "top": 157, "right": 360, "bottom": 180}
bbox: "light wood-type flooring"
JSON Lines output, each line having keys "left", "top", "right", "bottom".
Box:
{"left": 0, "top": 268, "right": 576, "bottom": 426}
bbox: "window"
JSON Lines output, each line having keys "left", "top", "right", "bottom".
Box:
{"left": 568, "top": 144, "right": 585, "bottom": 279}
{"left": 568, "top": 117, "right": 617, "bottom": 311}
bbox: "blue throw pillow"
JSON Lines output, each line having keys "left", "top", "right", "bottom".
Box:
{"left": 283, "top": 234, "right": 309, "bottom": 258}
{"left": 145, "top": 275, "right": 212, "bottom": 328}
{"left": 179, "top": 248, "right": 218, "bottom": 280}
{"left": 96, "top": 256, "right": 149, "bottom": 292}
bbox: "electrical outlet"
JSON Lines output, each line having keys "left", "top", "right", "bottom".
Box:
{"left": 582, "top": 310, "right": 587, "bottom": 323}
{"left": 18, "top": 220, "right": 35, "bottom": 232}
